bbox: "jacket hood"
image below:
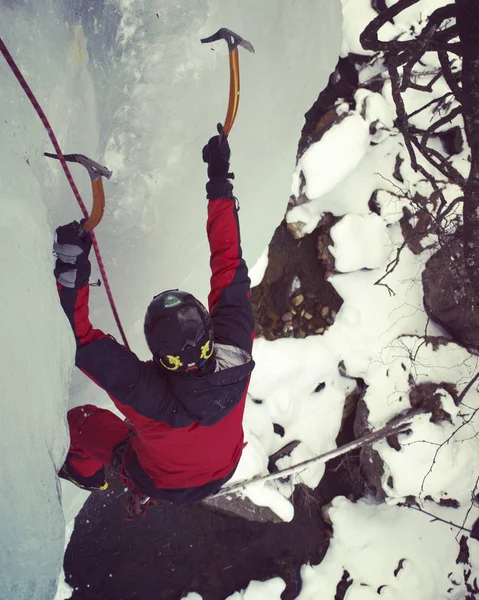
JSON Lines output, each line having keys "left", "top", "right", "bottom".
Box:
{"left": 166, "top": 343, "right": 254, "bottom": 426}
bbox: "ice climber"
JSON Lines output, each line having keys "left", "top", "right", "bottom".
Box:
{"left": 53, "top": 126, "right": 255, "bottom": 515}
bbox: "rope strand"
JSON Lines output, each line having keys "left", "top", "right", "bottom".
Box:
{"left": 0, "top": 36, "right": 129, "bottom": 348}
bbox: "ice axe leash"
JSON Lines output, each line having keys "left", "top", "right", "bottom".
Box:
{"left": 0, "top": 36, "right": 130, "bottom": 349}
{"left": 201, "top": 28, "right": 254, "bottom": 136}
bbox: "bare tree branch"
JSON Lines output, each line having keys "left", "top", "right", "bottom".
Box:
{"left": 210, "top": 413, "right": 419, "bottom": 499}
{"left": 407, "top": 92, "right": 454, "bottom": 120}
{"left": 361, "top": 2, "right": 459, "bottom": 55}
{"left": 420, "top": 105, "right": 462, "bottom": 152}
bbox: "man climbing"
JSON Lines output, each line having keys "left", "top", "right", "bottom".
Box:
{"left": 54, "top": 126, "right": 255, "bottom": 513}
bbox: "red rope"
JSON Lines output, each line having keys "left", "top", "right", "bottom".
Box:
{"left": 0, "top": 36, "right": 130, "bottom": 349}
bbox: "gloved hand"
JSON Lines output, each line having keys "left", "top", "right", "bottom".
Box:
{"left": 53, "top": 220, "right": 92, "bottom": 288}
{"left": 202, "top": 123, "right": 234, "bottom": 200}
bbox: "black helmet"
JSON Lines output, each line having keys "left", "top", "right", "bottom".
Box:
{"left": 144, "top": 290, "right": 214, "bottom": 373}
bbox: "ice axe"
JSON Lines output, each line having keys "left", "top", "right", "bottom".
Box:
{"left": 201, "top": 28, "right": 254, "bottom": 136}
{"left": 44, "top": 152, "right": 112, "bottom": 232}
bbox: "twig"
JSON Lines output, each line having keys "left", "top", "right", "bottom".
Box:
{"left": 437, "top": 195, "right": 463, "bottom": 222}
{"left": 407, "top": 92, "right": 453, "bottom": 120}
{"left": 374, "top": 238, "right": 409, "bottom": 294}
{"left": 420, "top": 105, "right": 462, "bottom": 152}
{"left": 389, "top": 61, "right": 418, "bottom": 170}
{"left": 405, "top": 504, "right": 472, "bottom": 533}
{"left": 419, "top": 370, "right": 479, "bottom": 498}
{"left": 410, "top": 136, "right": 466, "bottom": 186}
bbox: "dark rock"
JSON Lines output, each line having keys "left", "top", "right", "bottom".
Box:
{"left": 300, "top": 57, "right": 360, "bottom": 158}
{"left": 268, "top": 440, "right": 301, "bottom": 473}
{"left": 409, "top": 382, "right": 457, "bottom": 423}
{"left": 353, "top": 395, "right": 370, "bottom": 439}
{"left": 338, "top": 379, "right": 367, "bottom": 445}
{"left": 386, "top": 434, "right": 402, "bottom": 451}
{"left": 251, "top": 220, "right": 342, "bottom": 341}
{"left": 393, "top": 153, "right": 404, "bottom": 182}
{"left": 353, "top": 399, "right": 390, "bottom": 500}
{"left": 439, "top": 497, "right": 460, "bottom": 508}
{"left": 369, "top": 189, "right": 381, "bottom": 215}
{"left": 316, "top": 212, "right": 341, "bottom": 275}
{"left": 471, "top": 517, "right": 479, "bottom": 541}
{"left": 358, "top": 444, "right": 387, "bottom": 501}
{"left": 438, "top": 126, "right": 464, "bottom": 155}
{"left": 394, "top": 559, "right": 406, "bottom": 576}
{"left": 64, "top": 476, "right": 329, "bottom": 600}
{"left": 422, "top": 236, "right": 479, "bottom": 348}
{"left": 203, "top": 496, "right": 283, "bottom": 524}
{"left": 456, "top": 535, "right": 470, "bottom": 565}
{"left": 334, "top": 570, "right": 353, "bottom": 600}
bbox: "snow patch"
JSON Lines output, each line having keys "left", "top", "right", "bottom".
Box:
{"left": 298, "top": 496, "right": 473, "bottom": 600}
{"left": 329, "top": 214, "right": 392, "bottom": 272}
{"left": 295, "top": 114, "right": 370, "bottom": 201}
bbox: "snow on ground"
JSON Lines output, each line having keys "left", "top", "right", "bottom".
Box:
{"left": 298, "top": 496, "right": 477, "bottom": 600}
{"left": 220, "top": 0, "right": 479, "bottom": 596}
{"left": 293, "top": 114, "right": 370, "bottom": 201}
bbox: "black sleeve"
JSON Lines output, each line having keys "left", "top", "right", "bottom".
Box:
{"left": 76, "top": 336, "right": 195, "bottom": 427}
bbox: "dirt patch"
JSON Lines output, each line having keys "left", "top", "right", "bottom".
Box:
{"left": 251, "top": 219, "right": 343, "bottom": 341}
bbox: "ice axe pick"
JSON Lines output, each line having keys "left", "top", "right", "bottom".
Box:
{"left": 201, "top": 28, "right": 254, "bottom": 136}
{"left": 44, "top": 153, "right": 112, "bottom": 232}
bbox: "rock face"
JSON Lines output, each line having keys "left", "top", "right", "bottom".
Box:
{"left": 251, "top": 220, "right": 343, "bottom": 341}
{"left": 422, "top": 236, "right": 479, "bottom": 348}
{"left": 353, "top": 397, "right": 387, "bottom": 501}
{"left": 203, "top": 495, "right": 283, "bottom": 524}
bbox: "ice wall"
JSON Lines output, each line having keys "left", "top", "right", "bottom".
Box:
{"left": 1, "top": 2, "right": 96, "bottom": 598}
{"left": 0, "top": 0, "right": 342, "bottom": 597}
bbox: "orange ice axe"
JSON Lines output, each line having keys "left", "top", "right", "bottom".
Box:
{"left": 44, "top": 152, "right": 112, "bottom": 232}
{"left": 201, "top": 28, "right": 255, "bottom": 136}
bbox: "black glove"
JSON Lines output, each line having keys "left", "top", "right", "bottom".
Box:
{"left": 53, "top": 221, "right": 92, "bottom": 288}
{"left": 202, "top": 123, "right": 234, "bottom": 200}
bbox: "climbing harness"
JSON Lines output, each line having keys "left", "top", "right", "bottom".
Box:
{"left": 0, "top": 36, "right": 129, "bottom": 348}
{"left": 112, "top": 437, "right": 157, "bottom": 520}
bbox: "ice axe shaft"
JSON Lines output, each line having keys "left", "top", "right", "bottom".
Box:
{"left": 45, "top": 152, "right": 112, "bottom": 232}
{"left": 201, "top": 28, "right": 254, "bottom": 136}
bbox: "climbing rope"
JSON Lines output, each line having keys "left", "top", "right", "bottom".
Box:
{"left": 0, "top": 36, "right": 129, "bottom": 349}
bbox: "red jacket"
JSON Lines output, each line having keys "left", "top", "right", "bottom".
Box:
{"left": 58, "top": 198, "right": 255, "bottom": 501}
